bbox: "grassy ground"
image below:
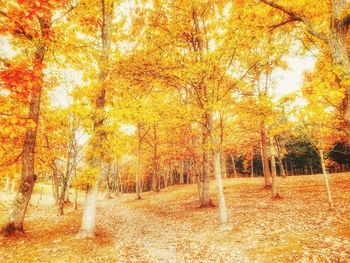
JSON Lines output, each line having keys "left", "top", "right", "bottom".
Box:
{"left": 0, "top": 174, "right": 349, "bottom": 262}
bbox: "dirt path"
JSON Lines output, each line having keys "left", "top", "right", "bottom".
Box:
{"left": 97, "top": 196, "right": 249, "bottom": 263}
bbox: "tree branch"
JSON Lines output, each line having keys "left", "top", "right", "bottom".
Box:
{"left": 259, "top": 0, "right": 329, "bottom": 43}
{"left": 269, "top": 17, "right": 299, "bottom": 31}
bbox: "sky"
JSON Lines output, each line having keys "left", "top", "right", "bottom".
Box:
{"left": 273, "top": 55, "right": 316, "bottom": 99}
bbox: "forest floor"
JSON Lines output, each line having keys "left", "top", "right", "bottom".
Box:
{"left": 0, "top": 173, "right": 350, "bottom": 262}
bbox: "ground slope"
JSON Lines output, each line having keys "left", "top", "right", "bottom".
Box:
{"left": 0, "top": 173, "right": 350, "bottom": 262}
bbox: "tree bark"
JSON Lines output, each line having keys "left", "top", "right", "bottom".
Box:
{"left": 213, "top": 150, "right": 229, "bottom": 228}
{"left": 1, "top": 35, "right": 47, "bottom": 235}
{"left": 209, "top": 110, "right": 229, "bottom": 227}
{"left": 269, "top": 138, "right": 280, "bottom": 198}
{"left": 136, "top": 123, "right": 142, "bottom": 199}
{"left": 231, "top": 155, "right": 237, "bottom": 178}
{"left": 283, "top": 159, "right": 288, "bottom": 176}
{"left": 319, "top": 149, "right": 334, "bottom": 210}
{"left": 77, "top": 185, "right": 98, "bottom": 238}
{"left": 275, "top": 138, "right": 286, "bottom": 178}
{"left": 51, "top": 161, "right": 59, "bottom": 205}
{"left": 152, "top": 125, "right": 159, "bottom": 192}
{"left": 179, "top": 161, "right": 184, "bottom": 184}
{"left": 3, "top": 177, "right": 9, "bottom": 192}
{"left": 74, "top": 188, "right": 78, "bottom": 211}
{"left": 163, "top": 166, "right": 168, "bottom": 188}
{"left": 201, "top": 111, "right": 212, "bottom": 207}
{"left": 260, "top": 121, "right": 272, "bottom": 188}
{"left": 221, "top": 152, "right": 227, "bottom": 178}
{"left": 10, "top": 179, "right": 15, "bottom": 194}
{"left": 169, "top": 162, "right": 174, "bottom": 186}
{"left": 251, "top": 148, "right": 254, "bottom": 178}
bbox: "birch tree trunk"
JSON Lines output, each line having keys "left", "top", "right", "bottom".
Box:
{"left": 51, "top": 163, "right": 59, "bottom": 205}
{"left": 10, "top": 180, "right": 15, "bottom": 194}
{"left": 201, "top": 112, "right": 212, "bottom": 207}
{"left": 152, "top": 125, "right": 159, "bottom": 192}
{"left": 136, "top": 123, "right": 143, "bottom": 199}
{"left": 319, "top": 149, "right": 334, "bottom": 210}
{"left": 3, "top": 177, "right": 9, "bottom": 192}
{"left": 77, "top": 184, "right": 98, "bottom": 238}
{"left": 213, "top": 150, "right": 229, "bottom": 228}
{"left": 260, "top": 121, "right": 272, "bottom": 188}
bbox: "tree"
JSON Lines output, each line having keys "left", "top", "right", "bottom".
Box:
{"left": 77, "top": 0, "right": 114, "bottom": 238}
{"left": 259, "top": 0, "right": 350, "bottom": 133}
{"left": 298, "top": 66, "right": 345, "bottom": 209}
{"left": 0, "top": 0, "right": 68, "bottom": 235}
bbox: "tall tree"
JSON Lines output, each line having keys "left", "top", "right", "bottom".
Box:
{"left": 77, "top": 0, "right": 114, "bottom": 238}
{"left": 0, "top": 0, "right": 67, "bottom": 235}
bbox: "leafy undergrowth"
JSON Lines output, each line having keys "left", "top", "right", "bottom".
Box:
{"left": 0, "top": 174, "right": 349, "bottom": 262}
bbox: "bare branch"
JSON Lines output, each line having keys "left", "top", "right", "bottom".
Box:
{"left": 259, "top": 0, "right": 329, "bottom": 43}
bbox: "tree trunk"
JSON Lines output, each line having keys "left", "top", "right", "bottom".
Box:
{"left": 179, "top": 161, "right": 184, "bottom": 184}
{"left": 74, "top": 188, "right": 78, "bottom": 211}
{"left": 269, "top": 138, "right": 280, "bottom": 198}
{"left": 10, "top": 179, "right": 15, "bottom": 194}
{"left": 51, "top": 161, "right": 59, "bottom": 205}
{"left": 196, "top": 173, "right": 203, "bottom": 203}
{"left": 169, "top": 162, "right": 174, "bottom": 186}
{"left": 284, "top": 159, "right": 289, "bottom": 176}
{"left": 260, "top": 0, "right": 350, "bottom": 132}
{"left": 64, "top": 173, "right": 73, "bottom": 203}
{"left": 58, "top": 180, "right": 67, "bottom": 216}
{"left": 319, "top": 149, "right": 334, "bottom": 210}
{"left": 201, "top": 111, "right": 212, "bottom": 207}
{"left": 231, "top": 155, "right": 237, "bottom": 178}
{"left": 221, "top": 152, "right": 227, "bottom": 178}
{"left": 152, "top": 125, "right": 159, "bottom": 192}
{"left": 275, "top": 138, "right": 286, "bottom": 178}
{"left": 163, "top": 166, "right": 168, "bottom": 188}
{"left": 251, "top": 149, "right": 254, "bottom": 178}
{"left": 186, "top": 160, "right": 191, "bottom": 184}
{"left": 213, "top": 150, "right": 229, "bottom": 228}
{"left": 37, "top": 187, "right": 43, "bottom": 204}
{"left": 308, "top": 160, "right": 314, "bottom": 175}
{"left": 136, "top": 123, "right": 142, "bottom": 199}
{"left": 78, "top": 0, "right": 113, "bottom": 238}
{"left": 77, "top": 185, "right": 98, "bottom": 238}
{"left": 1, "top": 40, "right": 47, "bottom": 235}
{"left": 329, "top": 1, "right": 350, "bottom": 131}
{"left": 3, "top": 177, "right": 9, "bottom": 192}
{"left": 260, "top": 121, "right": 272, "bottom": 188}
{"left": 114, "top": 162, "right": 120, "bottom": 196}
